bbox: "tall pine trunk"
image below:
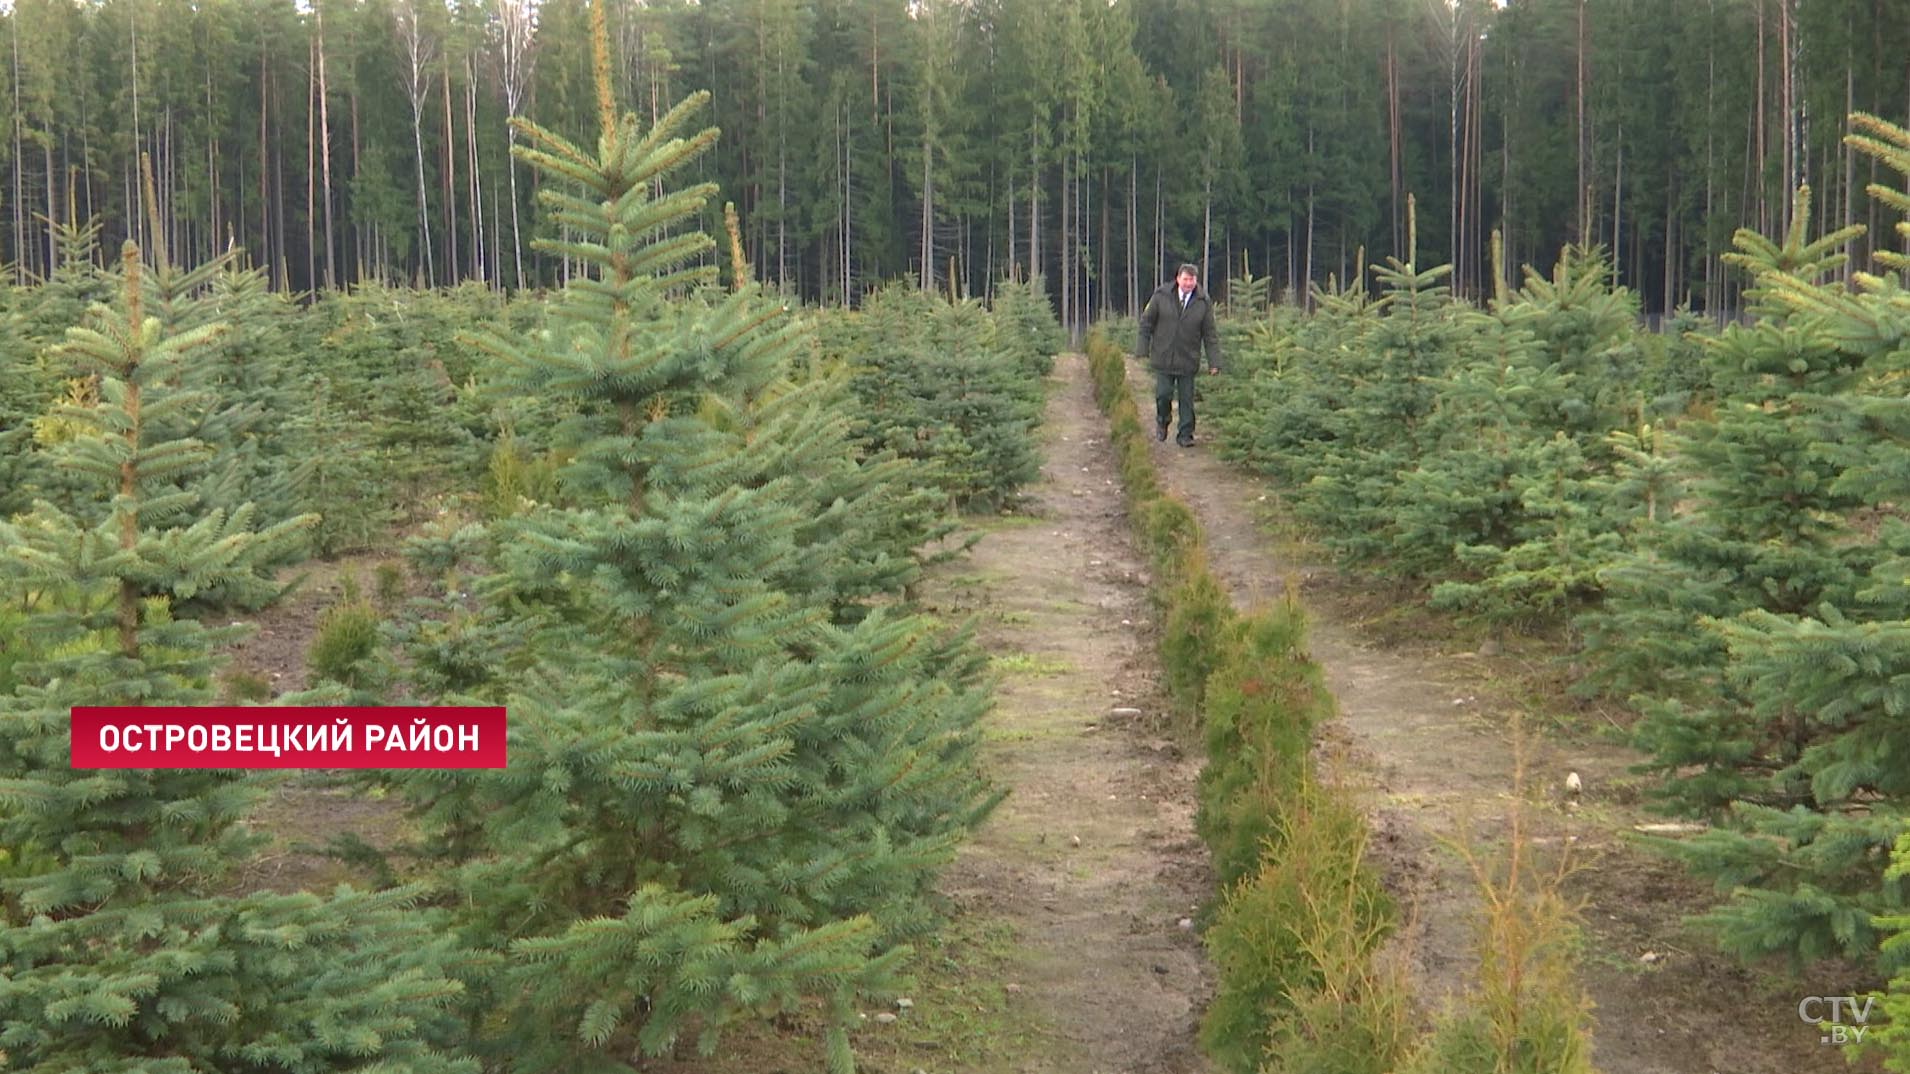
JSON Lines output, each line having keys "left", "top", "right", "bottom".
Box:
{"left": 258, "top": 39, "right": 271, "bottom": 283}
{"left": 1059, "top": 153, "right": 1069, "bottom": 335}
{"left": 1099, "top": 163, "right": 1110, "bottom": 320}
{"left": 1575, "top": 0, "right": 1589, "bottom": 242}
{"left": 399, "top": 0, "right": 435, "bottom": 288}
{"left": 1127, "top": 158, "right": 1137, "bottom": 316}
{"left": 305, "top": 35, "right": 316, "bottom": 291}
{"left": 1388, "top": 22, "right": 1402, "bottom": 258}
{"left": 1028, "top": 128, "right": 1039, "bottom": 285}
{"left": 466, "top": 59, "right": 485, "bottom": 282}
{"left": 920, "top": 133, "right": 933, "bottom": 291}
{"left": 317, "top": 3, "right": 336, "bottom": 289}
{"left": 442, "top": 62, "right": 457, "bottom": 283}
{"left": 9, "top": 18, "right": 23, "bottom": 281}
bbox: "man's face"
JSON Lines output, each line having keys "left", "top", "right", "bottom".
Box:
{"left": 1177, "top": 270, "right": 1197, "bottom": 293}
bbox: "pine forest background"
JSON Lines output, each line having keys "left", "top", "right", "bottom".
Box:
{"left": 5, "top": 0, "right": 1910, "bottom": 325}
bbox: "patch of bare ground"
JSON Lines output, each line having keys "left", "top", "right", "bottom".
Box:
{"left": 217, "top": 551, "right": 410, "bottom": 698}
{"left": 217, "top": 551, "right": 418, "bottom": 897}
{"left": 1126, "top": 358, "right": 1872, "bottom": 1074}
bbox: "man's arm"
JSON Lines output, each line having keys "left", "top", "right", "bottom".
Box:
{"left": 1137, "top": 293, "right": 1159, "bottom": 357}
{"left": 1201, "top": 301, "right": 1223, "bottom": 373}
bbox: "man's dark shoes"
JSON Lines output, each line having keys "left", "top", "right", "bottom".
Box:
{"left": 1177, "top": 436, "right": 1194, "bottom": 448}
{"left": 1157, "top": 420, "right": 1169, "bottom": 442}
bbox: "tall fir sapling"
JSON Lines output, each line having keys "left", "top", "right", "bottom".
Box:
{"left": 1593, "top": 178, "right": 1910, "bottom": 970}
{"left": 377, "top": 11, "right": 997, "bottom": 1070}
{"left": 0, "top": 243, "right": 472, "bottom": 1073}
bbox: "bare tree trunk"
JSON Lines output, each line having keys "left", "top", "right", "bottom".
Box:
{"left": 1127, "top": 157, "right": 1137, "bottom": 316}
{"left": 259, "top": 39, "right": 271, "bottom": 282}
{"left": 1613, "top": 129, "right": 1623, "bottom": 273}
{"left": 1467, "top": 26, "right": 1482, "bottom": 294}
{"left": 1007, "top": 160, "right": 1016, "bottom": 277}
{"left": 1201, "top": 175, "right": 1212, "bottom": 285}
{"left": 1303, "top": 124, "right": 1314, "bottom": 304}
{"left": 1078, "top": 154, "right": 1088, "bottom": 327}
{"left": 42, "top": 136, "right": 56, "bottom": 271}
{"left": 397, "top": 0, "right": 436, "bottom": 287}
{"left": 1705, "top": 0, "right": 1717, "bottom": 314}
{"left": 840, "top": 96, "right": 851, "bottom": 304}
{"left": 11, "top": 17, "right": 26, "bottom": 281}
{"left": 1153, "top": 164, "right": 1162, "bottom": 286}
{"left": 163, "top": 106, "right": 176, "bottom": 258}
{"left": 351, "top": 87, "right": 363, "bottom": 279}
{"left": 776, "top": 41, "right": 788, "bottom": 289}
{"left": 1449, "top": 1, "right": 1461, "bottom": 280}
{"left": 306, "top": 33, "right": 317, "bottom": 291}
{"left": 1575, "top": 0, "right": 1589, "bottom": 242}
{"left": 466, "top": 58, "right": 484, "bottom": 282}
{"left": 1286, "top": 212, "right": 1296, "bottom": 301}
{"left": 1029, "top": 129, "right": 1039, "bottom": 283}
{"left": 1100, "top": 163, "right": 1110, "bottom": 319}
{"left": 506, "top": 143, "right": 524, "bottom": 288}
{"left": 1841, "top": 43, "right": 1854, "bottom": 281}
{"left": 497, "top": 0, "right": 535, "bottom": 290}
{"left": 130, "top": 7, "right": 143, "bottom": 254}
{"left": 920, "top": 134, "right": 933, "bottom": 291}
{"left": 317, "top": 2, "right": 337, "bottom": 289}
{"left": 1755, "top": 0, "right": 1767, "bottom": 235}
{"left": 205, "top": 48, "right": 221, "bottom": 252}
{"left": 1664, "top": 175, "right": 1676, "bottom": 312}
{"left": 1501, "top": 79, "right": 1512, "bottom": 288}
{"left": 408, "top": 85, "right": 431, "bottom": 284}
{"left": 442, "top": 59, "right": 458, "bottom": 283}
{"left": 1388, "top": 22, "right": 1402, "bottom": 259}
{"left": 1780, "top": 0, "right": 1796, "bottom": 223}
{"left": 1060, "top": 153, "right": 1070, "bottom": 330}
{"left": 491, "top": 139, "right": 504, "bottom": 286}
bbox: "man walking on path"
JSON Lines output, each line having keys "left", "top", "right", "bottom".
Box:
{"left": 1138, "top": 263, "right": 1223, "bottom": 447}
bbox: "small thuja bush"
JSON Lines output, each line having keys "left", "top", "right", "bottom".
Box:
{"left": 1161, "top": 562, "right": 1238, "bottom": 717}
{"left": 308, "top": 594, "right": 382, "bottom": 690}
{"left": 1200, "top": 773, "right": 1396, "bottom": 1074}
{"left": 1195, "top": 602, "right": 1331, "bottom": 890}
{"left": 1398, "top": 755, "right": 1595, "bottom": 1074}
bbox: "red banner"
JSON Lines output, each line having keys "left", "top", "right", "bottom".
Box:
{"left": 70, "top": 706, "right": 508, "bottom": 769}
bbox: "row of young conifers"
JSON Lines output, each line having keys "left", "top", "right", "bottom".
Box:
{"left": 1192, "top": 113, "right": 1910, "bottom": 1066}
{"left": 0, "top": 72, "right": 1065, "bottom": 1074}
{"left": 1088, "top": 331, "right": 1594, "bottom": 1073}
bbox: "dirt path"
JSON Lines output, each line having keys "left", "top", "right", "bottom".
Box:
{"left": 1122, "top": 360, "right": 1855, "bottom": 1074}
{"left": 217, "top": 382, "right": 1218, "bottom": 1073}
{"left": 921, "top": 352, "right": 1215, "bottom": 1074}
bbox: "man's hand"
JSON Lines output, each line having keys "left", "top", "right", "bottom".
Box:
{"left": 1207, "top": 366, "right": 1220, "bottom": 375}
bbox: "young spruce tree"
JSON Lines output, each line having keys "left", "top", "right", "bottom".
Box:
{"left": 0, "top": 243, "right": 472, "bottom": 1072}
{"left": 1591, "top": 178, "right": 1910, "bottom": 969}
{"left": 382, "top": 10, "right": 997, "bottom": 1071}
{"left": 1661, "top": 124, "right": 1910, "bottom": 977}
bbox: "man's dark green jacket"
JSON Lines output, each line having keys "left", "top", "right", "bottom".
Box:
{"left": 1137, "top": 281, "right": 1223, "bottom": 375}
